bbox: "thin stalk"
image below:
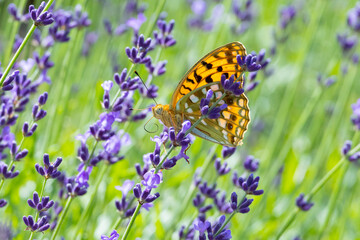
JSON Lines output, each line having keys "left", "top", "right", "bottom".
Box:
{"left": 84, "top": 140, "right": 99, "bottom": 170}
{"left": 214, "top": 194, "right": 247, "bottom": 237}
{"left": 276, "top": 208, "right": 300, "bottom": 240}
{"left": 50, "top": 196, "right": 73, "bottom": 240}
{"left": 121, "top": 202, "right": 141, "bottom": 240}
{"left": 75, "top": 164, "right": 109, "bottom": 237}
{"left": 0, "top": 0, "right": 55, "bottom": 85}
{"left": 276, "top": 142, "right": 360, "bottom": 239}
{"left": 144, "top": 0, "right": 166, "bottom": 38}
{"left": 29, "top": 178, "right": 48, "bottom": 240}
{"left": 112, "top": 217, "right": 123, "bottom": 231}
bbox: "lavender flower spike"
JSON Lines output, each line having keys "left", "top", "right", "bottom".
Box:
{"left": 236, "top": 54, "right": 262, "bottom": 72}
{"left": 220, "top": 74, "right": 244, "bottom": 96}
{"left": 296, "top": 193, "right": 314, "bottom": 211}
{"left": 200, "top": 89, "right": 227, "bottom": 119}
{"left": 29, "top": 1, "right": 54, "bottom": 26}
{"left": 35, "top": 153, "right": 62, "bottom": 179}
{"left": 237, "top": 173, "right": 264, "bottom": 195}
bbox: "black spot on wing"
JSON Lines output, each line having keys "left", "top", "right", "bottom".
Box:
{"left": 186, "top": 77, "right": 195, "bottom": 84}
{"left": 205, "top": 76, "right": 213, "bottom": 83}
{"left": 217, "top": 66, "right": 223, "bottom": 72}
{"left": 194, "top": 70, "right": 202, "bottom": 83}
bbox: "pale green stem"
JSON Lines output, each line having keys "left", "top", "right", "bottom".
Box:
{"left": 75, "top": 164, "right": 109, "bottom": 238}
{"left": 29, "top": 178, "right": 48, "bottom": 240}
{"left": 0, "top": 0, "right": 55, "bottom": 86}
{"left": 120, "top": 202, "right": 141, "bottom": 240}
{"left": 112, "top": 217, "right": 123, "bottom": 231}
{"left": 214, "top": 194, "right": 247, "bottom": 237}
{"left": 276, "top": 141, "right": 360, "bottom": 239}
{"left": 50, "top": 196, "right": 73, "bottom": 240}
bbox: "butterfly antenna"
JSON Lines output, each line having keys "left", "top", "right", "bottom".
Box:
{"left": 134, "top": 71, "right": 158, "bottom": 105}
{"left": 144, "top": 116, "right": 159, "bottom": 133}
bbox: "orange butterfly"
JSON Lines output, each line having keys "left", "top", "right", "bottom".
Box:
{"left": 152, "top": 42, "right": 250, "bottom": 147}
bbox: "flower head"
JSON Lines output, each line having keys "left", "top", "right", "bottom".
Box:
{"left": 29, "top": 1, "right": 54, "bottom": 26}
{"left": 296, "top": 193, "right": 314, "bottom": 211}
{"left": 237, "top": 174, "right": 264, "bottom": 195}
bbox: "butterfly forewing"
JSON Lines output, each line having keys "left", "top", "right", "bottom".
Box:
{"left": 171, "top": 42, "right": 247, "bottom": 108}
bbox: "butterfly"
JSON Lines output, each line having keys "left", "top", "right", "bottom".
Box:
{"left": 152, "top": 42, "right": 250, "bottom": 147}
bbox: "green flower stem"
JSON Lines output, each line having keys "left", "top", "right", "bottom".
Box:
{"left": 319, "top": 132, "right": 360, "bottom": 237}
{"left": 29, "top": 178, "right": 48, "bottom": 240}
{"left": 50, "top": 196, "right": 73, "bottom": 240}
{"left": 75, "top": 164, "right": 109, "bottom": 238}
{"left": 276, "top": 208, "right": 300, "bottom": 240}
{"left": 172, "top": 147, "right": 218, "bottom": 225}
{"left": 144, "top": 0, "right": 166, "bottom": 38}
{"left": 318, "top": 163, "right": 348, "bottom": 238}
{"left": 112, "top": 217, "right": 123, "bottom": 231}
{"left": 121, "top": 202, "right": 141, "bottom": 240}
{"left": 3, "top": 1, "right": 27, "bottom": 64}
{"left": 0, "top": 0, "right": 55, "bottom": 86}
{"left": 214, "top": 194, "right": 247, "bottom": 237}
{"left": 276, "top": 141, "right": 360, "bottom": 239}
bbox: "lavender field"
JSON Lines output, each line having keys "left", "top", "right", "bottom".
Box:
{"left": 0, "top": 0, "right": 360, "bottom": 239}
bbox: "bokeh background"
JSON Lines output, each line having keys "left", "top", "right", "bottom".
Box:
{"left": 0, "top": 0, "right": 360, "bottom": 239}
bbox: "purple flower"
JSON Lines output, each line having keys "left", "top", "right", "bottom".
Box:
{"left": 220, "top": 74, "right": 244, "bottom": 96}
{"left": 82, "top": 32, "right": 98, "bottom": 56}
{"left": 72, "top": 4, "right": 91, "bottom": 28}
{"left": 0, "top": 162, "right": 19, "bottom": 179}
{"left": 236, "top": 54, "right": 262, "bottom": 72}
{"left": 296, "top": 193, "right": 314, "bottom": 211}
{"left": 348, "top": 152, "right": 360, "bottom": 162}
{"left": 115, "top": 180, "right": 134, "bottom": 197}
{"left": 27, "top": 192, "right": 54, "bottom": 212}
{"left": 0, "top": 199, "right": 7, "bottom": 208}
{"left": 76, "top": 164, "right": 92, "bottom": 188}
{"left": 230, "top": 192, "right": 253, "bottom": 213}
{"left": 237, "top": 174, "right": 264, "bottom": 195}
{"left": 153, "top": 19, "right": 176, "bottom": 47}
{"left": 145, "top": 60, "right": 167, "bottom": 76}
{"left": 89, "top": 113, "right": 116, "bottom": 141}
{"left": 279, "top": 5, "right": 297, "bottom": 29}
{"left": 139, "top": 84, "right": 158, "bottom": 99}
{"left": 101, "top": 230, "right": 119, "bottom": 240}
{"left": 200, "top": 89, "right": 228, "bottom": 119}
{"left": 351, "top": 98, "right": 360, "bottom": 130}
{"left": 337, "top": 33, "right": 357, "bottom": 53}
{"left": 141, "top": 169, "right": 163, "bottom": 189}
{"left": 133, "top": 183, "right": 160, "bottom": 204}
{"left": 125, "top": 35, "right": 152, "bottom": 64}
{"left": 347, "top": 3, "right": 360, "bottom": 32}
{"left": 243, "top": 155, "right": 259, "bottom": 172}
{"left": 23, "top": 215, "right": 50, "bottom": 232}
{"left": 342, "top": 140, "right": 352, "bottom": 156}
{"left": 29, "top": 1, "right": 54, "bottom": 26}
{"left": 35, "top": 153, "right": 62, "bottom": 179}
{"left": 207, "top": 215, "right": 232, "bottom": 240}
{"left": 199, "top": 182, "right": 219, "bottom": 199}
{"left": 214, "top": 158, "right": 231, "bottom": 176}
{"left": 232, "top": 0, "right": 255, "bottom": 34}
{"left": 194, "top": 219, "right": 210, "bottom": 239}
{"left": 214, "top": 192, "right": 233, "bottom": 214}
{"left": 8, "top": 3, "right": 30, "bottom": 22}
{"left": 126, "top": 13, "right": 146, "bottom": 33}
{"left": 65, "top": 176, "right": 88, "bottom": 197}
{"left": 222, "top": 146, "right": 236, "bottom": 159}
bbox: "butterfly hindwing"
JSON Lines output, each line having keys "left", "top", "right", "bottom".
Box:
{"left": 176, "top": 82, "right": 250, "bottom": 147}
{"left": 171, "top": 42, "right": 247, "bottom": 109}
